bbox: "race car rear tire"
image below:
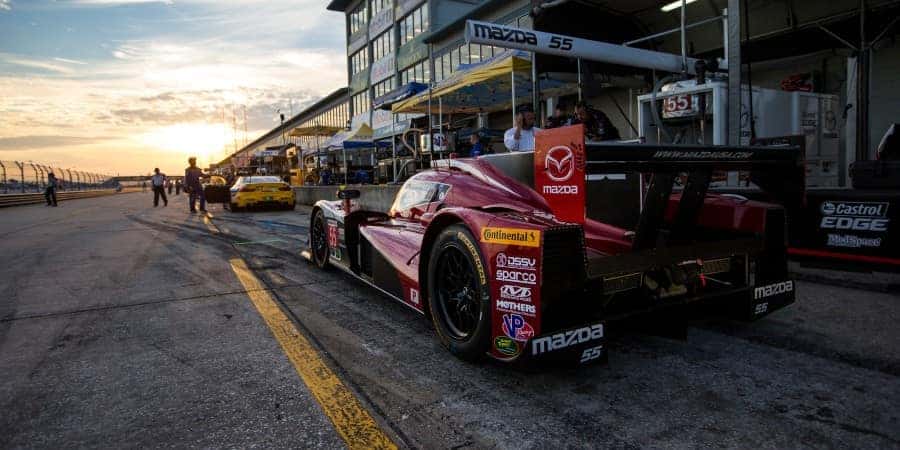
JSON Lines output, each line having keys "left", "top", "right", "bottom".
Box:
{"left": 228, "top": 202, "right": 241, "bottom": 212}
{"left": 427, "top": 225, "right": 491, "bottom": 361}
{"left": 310, "top": 209, "right": 330, "bottom": 269}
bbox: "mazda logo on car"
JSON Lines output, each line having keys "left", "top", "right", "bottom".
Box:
{"left": 545, "top": 146, "right": 574, "bottom": 181}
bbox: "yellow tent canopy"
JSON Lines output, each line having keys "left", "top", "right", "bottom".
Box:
{"left": 392, "top": 52, "right": 533, "bottom": 115}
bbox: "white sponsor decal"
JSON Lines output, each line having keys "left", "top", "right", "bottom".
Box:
{"left": 496, "top": 269, "right": 537, "bottom": 285}
{"left": 500, "top": 284, "right": 532, "bottom": 302}
{"left": 496, "top": 300, "right": 536, "bottom": 315}
{"left": 820, "top": 216, "right": 889, "bottom": 232}
{"left": 754, "top": 280, "right": 794, "bottom": 300}
{"left": 820, "top": 201, "right": 890, "bottom": 232}
{"left": 409, "top": 288, "right": 420, "bottom": 305}
{"left": 826, "top": 234, "right": 882, "bottom": 248}
{"left": 579, "top": 346, "right": 603, "bottom": 363}
{"left": 542, "top": 185, "right": 579, "bottom": 195}
{"left": 820, "top": 201, "right": 889, "bottom": 217}
{"left": 652, "top": 150, "right": 753, "bottom": 159}
{"left": 545, "top": 146, "right": 575, "bottom": 182}
{"left": 496, "top": 252, "right": 536, "bottom": 271}
{"left": 532, "top": 324, "right": 604, "bottom": 355}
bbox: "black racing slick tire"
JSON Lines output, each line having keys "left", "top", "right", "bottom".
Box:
{"left": 228, "top": 202, "right": 240, "bottom": 212}
{"left": 427, "top": 225, "right": 492, "bottom": 362}
{"left": 310, "top": 209, "right": 330, "bottom": 269}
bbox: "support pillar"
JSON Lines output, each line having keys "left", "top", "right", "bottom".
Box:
{"left": 726, "top": 1, "right": 742, "bottom": 146}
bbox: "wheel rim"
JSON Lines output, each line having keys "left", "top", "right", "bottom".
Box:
{"left": 435, "top": 246, "right": 481, "bottom": 340}
{"left": 312, "top": 215, "right": 328, "bottom": 263}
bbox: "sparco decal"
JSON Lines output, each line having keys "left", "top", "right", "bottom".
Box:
{"left": 496, "top": 270, "right": 537, "bottom": 285}
{"left": 753, "top": 280, "right": 794, "bottom": 300}
{"left": 500, "top": 284, "right": 532, "bottom": 302}
{"left": 652, "top": 150, "right": 753, "bottom": 159}
{"left": 494, "top": 336, "right": 520, "bottom": 357}
{"left": 481, "top": 227, "right": 541, "bottom": 247}
{"left": 501, "top": 313, "right": 535, "bottom": 342}
{"left": 458, "top": 232, "right": 487, "bottom": 285}
{"left": 470, "top": 23, "right": 538, "bottom": 45}
{"left": 531, "top": 323, "right": 604, "bottom": 355}
{"left": 819, "top": 201, "right": 889, "bottom": 232}
{"left": 496, "top": 252, "right": 536, "bottom": 271}
{"left": 496, "top": 300, "right": 536, "bottom": 315}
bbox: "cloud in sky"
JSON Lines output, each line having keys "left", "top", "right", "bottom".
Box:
{"left": 0, "top": 0, "right": 346, "bottom": 174}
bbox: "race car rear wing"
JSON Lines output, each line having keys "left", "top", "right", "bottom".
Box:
{"left": 534, "top": 125, "right": 804, "bottom": 250}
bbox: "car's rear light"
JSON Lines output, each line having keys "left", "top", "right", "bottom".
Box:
{"left": 278, "top": 186, "right": 291, "bottom": 191}
{"left": 239, "top": 186, "right": 255, "bottom": 192}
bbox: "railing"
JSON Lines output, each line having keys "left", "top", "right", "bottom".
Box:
{"left": 0, "top": 160, "right": 116, "bottom": 194}
{"left": 0, "top": 189, "right": 120, "bottom": 208}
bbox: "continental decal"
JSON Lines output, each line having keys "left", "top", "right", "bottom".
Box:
{"left": 480, "top": 227, "right": 541, "bottom": 248}
{"left": 458, "top": 232, "right": 487, "bottom": 285}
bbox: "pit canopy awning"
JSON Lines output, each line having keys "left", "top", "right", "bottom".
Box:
{"left": 373, "top": 82, "right": 428, "bottom": 110}
{"left": 324, "top": 123, "right": 390, "bottom": 151}
{"left": 289, "top": 124, "right": 344, "bottom": 137}
{"left": 392, "top": 51, "right": 577, "bottom": 115}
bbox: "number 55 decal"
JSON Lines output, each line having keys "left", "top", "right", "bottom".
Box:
{"left": 549, "top": 36, "right": 573, "bottom": 51}
{"left": 580, "top": 345, "right": 603, "bottom": 363}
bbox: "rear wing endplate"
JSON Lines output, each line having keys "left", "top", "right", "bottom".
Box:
{"left": 534, "top": 126, "right": 804, "bottom": 249}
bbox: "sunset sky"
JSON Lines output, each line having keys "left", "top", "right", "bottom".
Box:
{"left": 0, "top": 0, "right": 345, "bottom": 176}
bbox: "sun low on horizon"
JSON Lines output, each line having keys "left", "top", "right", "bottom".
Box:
{"left": 0, "top": 0, "right": 346, "bottom": 176}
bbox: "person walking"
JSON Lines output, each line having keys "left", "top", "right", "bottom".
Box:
{"left": 44, "top": 171, "right": 58, "bottom": 207}
{"left": 151, "top": 168, "right": 168, "bottom": 207}
{"left": 184, "top": 157, "right": 206, "bottom": 213}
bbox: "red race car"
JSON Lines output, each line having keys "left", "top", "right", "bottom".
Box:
{"left": 304, "top": 125, "right": 801, "bottom": 366}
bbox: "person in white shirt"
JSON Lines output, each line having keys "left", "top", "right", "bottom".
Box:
{"left": 150, "top": 167, "right": 168, "bottom": 207}
{"left": 504, "top": 105, "right": 541, "bottom": 152}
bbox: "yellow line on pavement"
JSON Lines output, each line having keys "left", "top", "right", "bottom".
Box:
{"left": 229, "top": 258, "right": 397, "bottom": 450}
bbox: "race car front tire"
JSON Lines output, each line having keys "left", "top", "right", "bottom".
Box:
{"left": 310, "top": 208, "right": 330, "bottom": 269}
{"left": 427, "top": 225, "right": 492, "bottom": 361}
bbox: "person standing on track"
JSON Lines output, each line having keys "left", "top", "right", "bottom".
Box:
{"left": 151, "top": 168, "right": 168, "bottom": 207}
{"left": 44, "top": 171, "right": 58, "bottom": 207}
{"left": 175, "top": 179, "right": 181, "bottom": 195}
{"left": 184, "top": 157, "right": 206, "bottom": 213}
{"left": 167, "top": 179, "right": 173, "bottom": 195}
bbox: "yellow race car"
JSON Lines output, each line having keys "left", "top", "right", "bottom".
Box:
{"left": 227, "top": 176, "right": 295, "bottom": 211}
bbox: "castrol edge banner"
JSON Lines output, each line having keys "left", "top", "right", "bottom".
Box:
{"left": 535, "top": 125, "right": 586, "bottom": 224}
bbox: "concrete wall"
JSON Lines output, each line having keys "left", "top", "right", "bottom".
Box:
{"left": 293, "top": 185, "right": 401, "bottom": 213}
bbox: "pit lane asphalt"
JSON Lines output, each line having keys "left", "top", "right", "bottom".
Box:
{"left": 2, "top": 192, "right": 898, "bottom": 449}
